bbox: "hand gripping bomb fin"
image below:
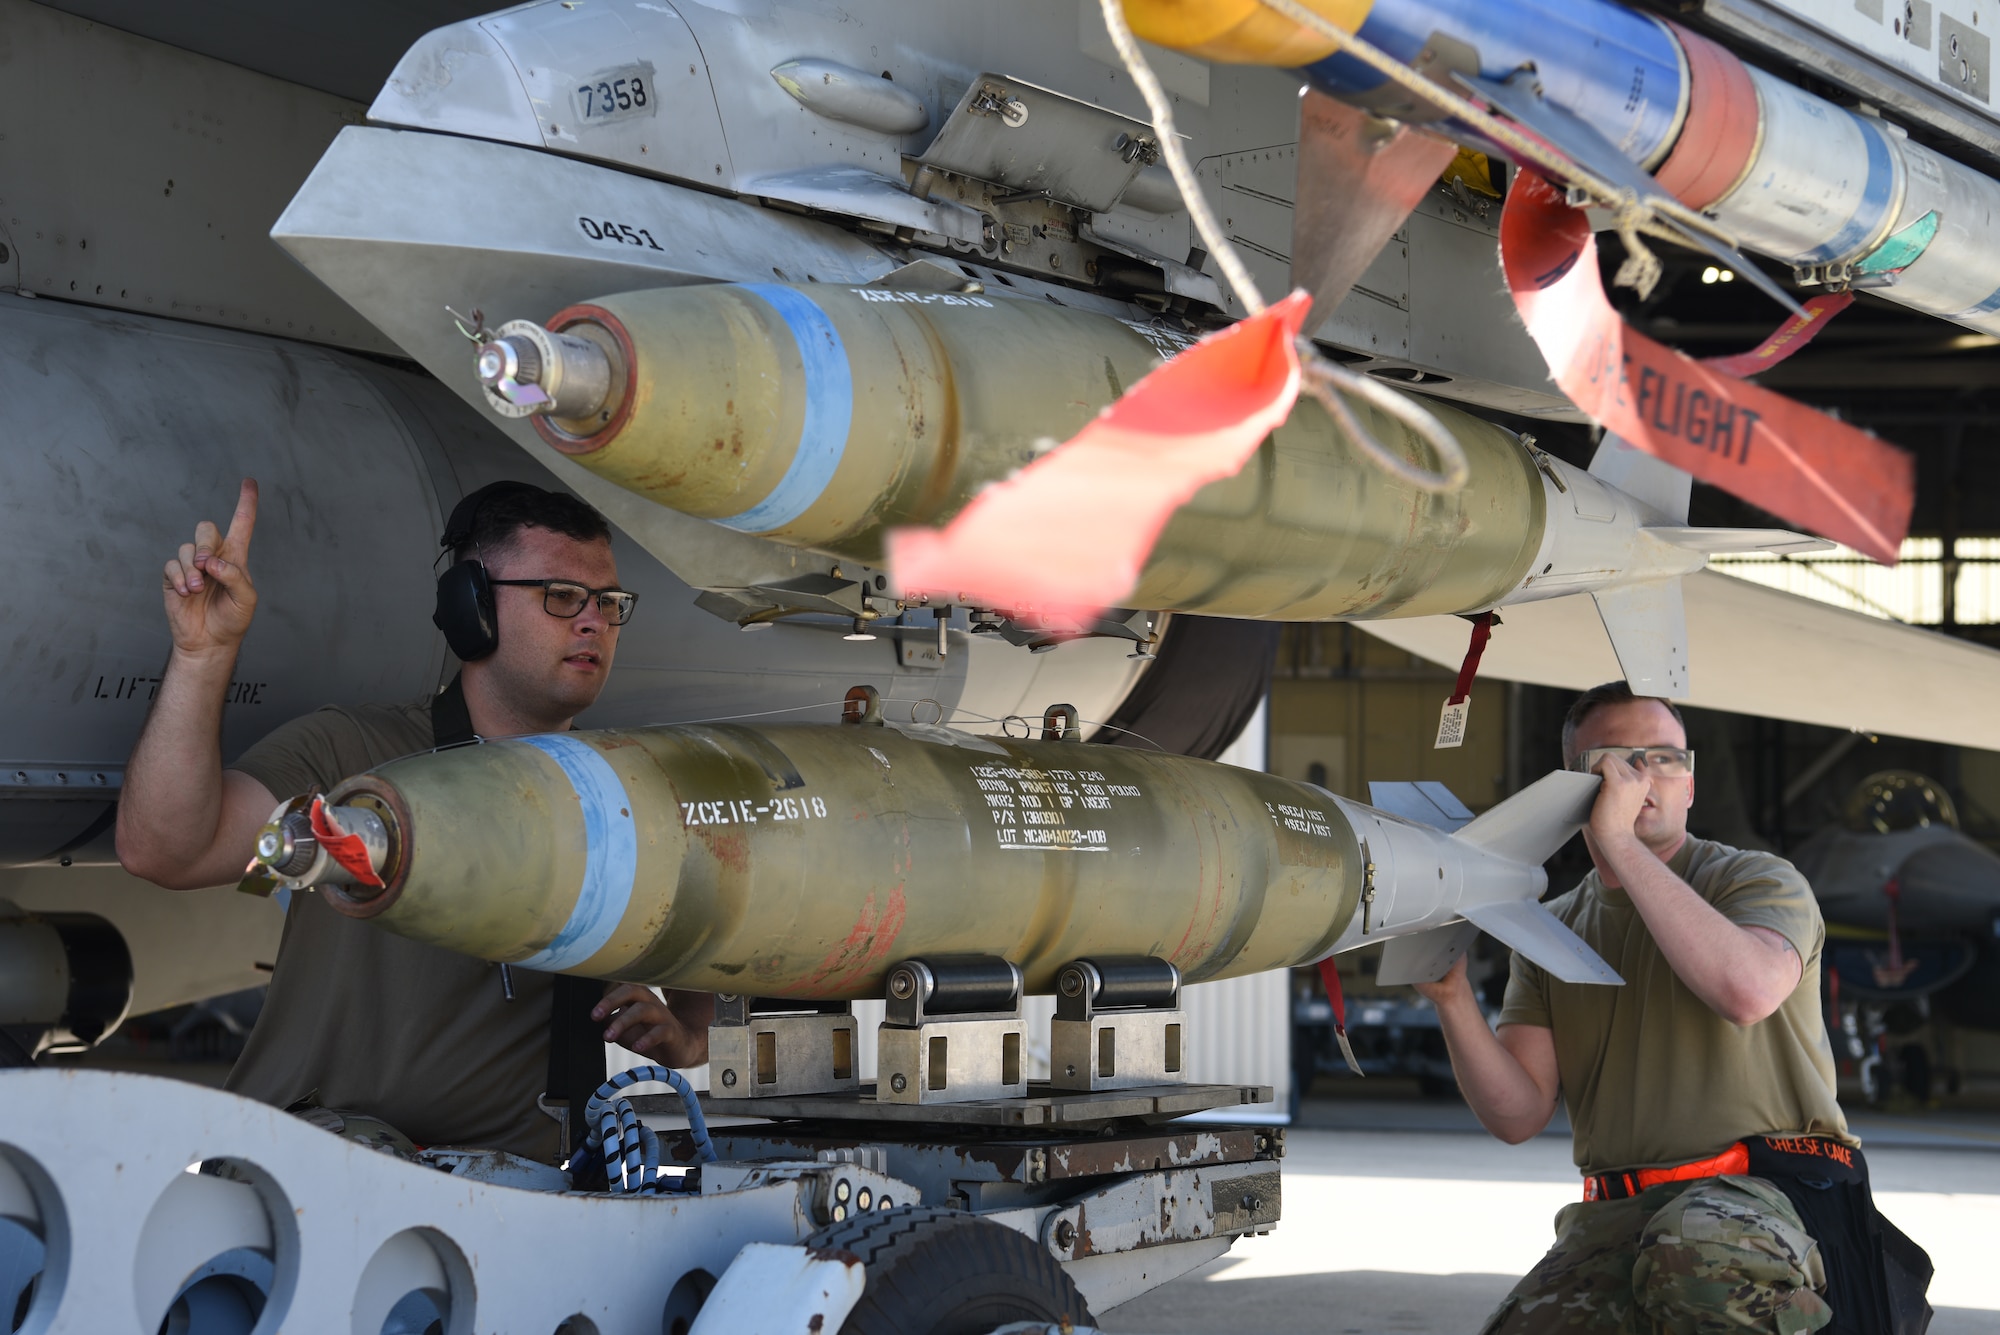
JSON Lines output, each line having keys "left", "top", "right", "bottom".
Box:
{"left": 249, "top": 716, "right": 1620, "bottom": 997}
{"left": 1370, "top": 772, "right": 1623, "bottom": 987}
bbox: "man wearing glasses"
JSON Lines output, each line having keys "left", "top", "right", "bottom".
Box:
{"left": 117, "top": 479, "right": 707, "bottom": 1167}
{"left": 1418, "top": 681, "right": 1924, "bottom": 1334}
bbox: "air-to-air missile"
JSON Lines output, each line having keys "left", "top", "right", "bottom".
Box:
{"left": 468, "top": 282, "right": 1823, "bottom": 696}
{"left": 248, "top": 695, "right": 1619, "bottom": 1005}
{"left": 1124, "top": 0, "right": 2000, "bottom": 334}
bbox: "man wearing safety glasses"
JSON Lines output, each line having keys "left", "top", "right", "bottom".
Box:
{"left": 117, "top": 479, "right": 708, "bottom": 1171}
{"left": 1418, "top": 681, "right": 1928, "bottom": 1335}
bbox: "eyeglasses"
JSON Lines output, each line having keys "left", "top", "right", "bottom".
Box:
{"left": 1571, "top": 746, "right": 1695, "bottom": 777}
{"left": 488, "top": 578, "right": 638, "bottom": 625}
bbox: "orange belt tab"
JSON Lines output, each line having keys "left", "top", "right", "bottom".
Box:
{"left": 1583, "top": 1142, "right": 1750, "bottom": 1201}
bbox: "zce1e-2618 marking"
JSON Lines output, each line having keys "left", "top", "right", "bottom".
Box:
{"left": 680, "top": 796, "right": 828, "bottom": 827}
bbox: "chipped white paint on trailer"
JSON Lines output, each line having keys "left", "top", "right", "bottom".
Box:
{"left": 0, "top": 1070, "right": 823, "bottom": 1333}
{"left": 685, "top": 1243, "right": 866, "bottom": 1335}
{"left": 0, "top": 1069, "right": 1268, "bottom": 1329}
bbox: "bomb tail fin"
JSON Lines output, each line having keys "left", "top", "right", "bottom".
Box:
{"left": 1453, "top": 770, "right": 1600, "bottom": 867}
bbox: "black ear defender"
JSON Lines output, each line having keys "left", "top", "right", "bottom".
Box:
{"left": 433, "top": 559, "right": 498, "bottom": 661}
{"left": 434, "top": 481, "right": 543, "bottom": 662}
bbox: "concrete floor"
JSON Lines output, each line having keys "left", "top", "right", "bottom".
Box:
{"left": 1101, "top": 1096, "right": 2000, "bottom": 1335}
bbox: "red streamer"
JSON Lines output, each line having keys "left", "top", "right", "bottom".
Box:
{"left": 1501, "top": 172, "right": 1913, "bottom": 564}
{"left": 887, "top": 291, "right": 1314, "bottom": 618}
{"left": 1701, "top": 293, "right": 1853, "bottom": 379}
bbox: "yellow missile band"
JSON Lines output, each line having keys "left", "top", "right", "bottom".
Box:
{"left": 1444, "top": 148, "right": 1502, "bottom": 199}
{"left": 1119, "top": 0, "right": 1373, "bottom": 66}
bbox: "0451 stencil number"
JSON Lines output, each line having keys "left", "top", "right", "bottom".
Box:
{"left": 578, "top": 217, "right": 665, "bottom": 251}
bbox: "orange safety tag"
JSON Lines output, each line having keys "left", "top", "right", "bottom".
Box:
{"left": 309, "top": 795, "right": 384, "bottom": 889}
{"left": 1501, "top": 171, "right": 1913, "bottom": 565}
{"left": 887, "top": 291, "right": 1313, "bottom": 619}
{"left": 1702, "top": 293, "right": 1853, "bottom": 378}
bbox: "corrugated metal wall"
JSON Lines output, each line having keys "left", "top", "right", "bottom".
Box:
{"left": 1179, "top": 969, "right": 1291, "bottom": 1121}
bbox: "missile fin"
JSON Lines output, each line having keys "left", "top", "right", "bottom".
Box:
{"left": 1588, "top": 435, "right": 1690, "bottom": 523}
{"left": 866, "top": 258, "right": 983, "bottom": 292}
{"left": 1367, "top": 780, "right": 1475, "bottom": 832}
{"left": 1460, "top": 900, "right": 1624, "bottom": 986}
{"left": 1591, "top": 579, "right": 1691, "bottom": 700}
{"left": 1452, "top": 769, "right": 1600, "bottom": 867}
{"left": 1375, "top": 921, "right": 1483, "bottom": 986}
{"left": 1644, "top": 526, "right": 1835, "bottom": 556}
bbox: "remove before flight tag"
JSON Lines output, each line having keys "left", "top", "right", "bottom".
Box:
{"left": 1435, "top": 700, "right": 1470, "bottom": 751}
{"left": 887, "top": 292, "right": 1313, "bottom": 618}
{"left": 1435, "top": 611, "right": 1495, "bottom": 750}
{"left": 1501, "top": 171, "right": 1914, "bottom": 565}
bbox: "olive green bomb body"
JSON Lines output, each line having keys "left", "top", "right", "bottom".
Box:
{"left": 524, "top": 283, "right": 1547, "bottom": 623}
{"left": 314, "top": 722, "right": 1365, "bottom": 997}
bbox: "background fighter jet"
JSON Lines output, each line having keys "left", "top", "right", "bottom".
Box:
{"left": 1792, "top": 771, "right": 2000, "bottom": 1104}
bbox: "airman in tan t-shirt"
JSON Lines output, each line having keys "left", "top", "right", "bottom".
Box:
{"left": 1415, "top": 684, "right": 1851, "bottom": 1334}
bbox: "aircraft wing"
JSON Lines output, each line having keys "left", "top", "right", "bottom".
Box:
{"left": 1358, "top": 570, "right": 2000, "bottom": 750}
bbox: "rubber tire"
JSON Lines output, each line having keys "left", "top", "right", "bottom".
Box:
{"left": 804, "top": 1204, "right": 1093, "bottom": 1335}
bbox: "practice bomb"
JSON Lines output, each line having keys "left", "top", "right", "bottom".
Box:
{"left": 252, "top": 705, "right": 1618, "bottom": 996}
{"left": 472, "top": 282, "right": 1823, "bottom": 695}
{"left": 474, "top": 283, "right": 1556, "bottom": 625}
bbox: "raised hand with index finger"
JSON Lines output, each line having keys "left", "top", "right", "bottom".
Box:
{"left": 162, "top": 478, "right": 260, "bottom": 657}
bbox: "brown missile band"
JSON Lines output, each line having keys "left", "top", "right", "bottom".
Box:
{"left": 316, "top": 780, "right": 411, "bottom": 919}
{"left": 1655, "top": 23, "right": 1761, "bottom": 212}
{"left": 533, "top": 302, "right": 637, "bottom": 456}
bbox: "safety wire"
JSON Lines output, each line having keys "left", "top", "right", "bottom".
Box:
{"left": 1251, "top": 0, "right": 1741, "bottom": 299}
{"left": 410, "top": 690, "right": 1168, "bottom": 748}
{"left": 582, "top": 687, "right": 1172, "bottom": 750}
{"left": 585, "top": 1065, "right": 715, "bottom": 1195}
{"left": 880, "top": 695, "right": 1172, "bottom": 753}
{"left": 1096, "top": 0, "right": 1470, "bottom": 493}
{"left": 655, "top": 689, "right": 1177, "bottom": 752}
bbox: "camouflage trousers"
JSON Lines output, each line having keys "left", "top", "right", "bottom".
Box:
{"left": 1481, "top": 1175, "right": 1835, "bottom": 1335}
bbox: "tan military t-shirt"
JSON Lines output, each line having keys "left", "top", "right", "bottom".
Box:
{"left": 227, "top": 698, "right": 562, "bottom": 1162}
{"left": 1500, "top": 836, "right": 1853, "bottom": 1176}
